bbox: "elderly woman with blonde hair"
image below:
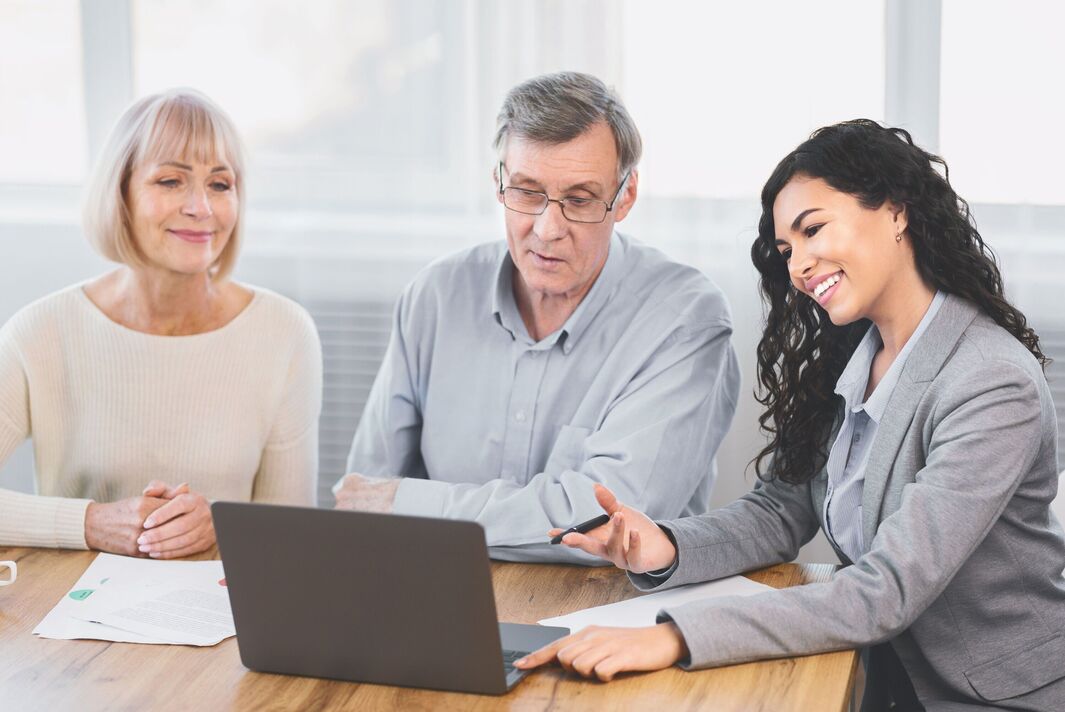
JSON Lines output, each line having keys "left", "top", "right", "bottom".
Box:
{"left": 0, "top": 89, "right": 321, "bottom": 558}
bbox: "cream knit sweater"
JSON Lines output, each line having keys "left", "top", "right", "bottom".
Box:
{"left": 0, "top": 283, "right": 322, "bottom": 549}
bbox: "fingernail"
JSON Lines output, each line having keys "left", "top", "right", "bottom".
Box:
{"left": 137, "top": 535, "right": 147, "bottom": 545}
{"left": 149, "top": 552, "right": 160, "bottom": 558}
{"left": 143, "top": 518, "right": 155, "bottom": 528}
{"left": 139, "top": 545, "right": 150, "bottom": 553}
{"left": 516, "top": 658, "right": 527, "bottom": 666}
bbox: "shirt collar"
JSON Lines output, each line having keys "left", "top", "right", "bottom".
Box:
{"left": 491, "top": 249, "right": 525, "bottom": 340}
{"left": 835, "top": 290, "right": 945, "bottom": 423}
{"left": 490, "top": 232, "right": 626, "bottom": 353}
{"left": 555, "top": 232, "right": 625, "bottom": 354}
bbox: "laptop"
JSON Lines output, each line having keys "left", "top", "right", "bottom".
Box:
{"left": 211, "top": 502, "right": 569, "bottom": 695}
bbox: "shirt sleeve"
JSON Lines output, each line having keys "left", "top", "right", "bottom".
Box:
{"left": 251, "top": 309, "right": 322, "bottom": 506}
{"left": 653, "top": 360, "right": 1046, "bottom": 669}
{"left": 342, "top": 287, "right": 426, "bottom": 484}
{"left": 391, "top": 317, "right": 742, "bottom": 562}
{"left": 0, "top": 317, "right": 91, "bottom": 549}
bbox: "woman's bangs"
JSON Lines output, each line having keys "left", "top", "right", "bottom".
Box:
{"left": 136, "top": 97, "right": 237, "bottom": 172}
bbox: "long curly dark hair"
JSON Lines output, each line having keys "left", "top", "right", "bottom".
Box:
{"left": 751, "top": 119, "right": 1047, "bottom": 485}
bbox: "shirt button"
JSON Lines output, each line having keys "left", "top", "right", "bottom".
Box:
{"left": 515, "top": 410, "right": 526, "bottom": 422}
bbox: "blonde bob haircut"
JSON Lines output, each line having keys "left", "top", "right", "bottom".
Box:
{"left": 83, "top": 88, "right": 247, "bottom": 281}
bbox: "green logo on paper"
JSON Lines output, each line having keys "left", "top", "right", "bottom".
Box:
{"left": 68, "top": 589, "right": 95, "bottom": 601}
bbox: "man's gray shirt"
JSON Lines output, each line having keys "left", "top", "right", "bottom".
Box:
{"left": 344, "top": 232, "right": 740, "bottom": 562}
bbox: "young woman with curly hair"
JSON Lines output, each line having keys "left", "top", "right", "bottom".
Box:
{"left": 517, "top": 120, "right": 1065, "bottom": 711}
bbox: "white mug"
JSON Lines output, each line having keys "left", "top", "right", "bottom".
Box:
{"left": 0, "top": 560, "right": 16, "bottom": 586}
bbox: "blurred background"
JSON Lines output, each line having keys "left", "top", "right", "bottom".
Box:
{"left": 2, "top": 0, "right": 1062, "bottom": 562}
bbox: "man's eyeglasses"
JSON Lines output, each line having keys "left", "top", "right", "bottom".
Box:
{"left": 497, "top": 162, "right": 630, "bottom": 224}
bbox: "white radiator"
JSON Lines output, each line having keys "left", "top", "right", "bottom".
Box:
{"left": 306, "top": 299, "right": 396, "bottom": 506}
{"left": 1041, "top": 327, "right": 1065, "bottom": 462}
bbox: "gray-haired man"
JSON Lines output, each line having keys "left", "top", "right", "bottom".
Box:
{"left": 334, "top": 71, "right": 740, "bottom": 563}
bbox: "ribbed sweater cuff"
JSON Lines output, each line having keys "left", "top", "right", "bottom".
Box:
{"left": 54, "top": 497, "right": 92, "bottom": 549}
{"left": 0, "top": 490, "right": 91, "bottom": 549}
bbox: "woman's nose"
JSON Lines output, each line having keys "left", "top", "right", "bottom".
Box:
{"left": 182, "top": 186, "right": 213, "bottom": 218}
{"left": 788, "top": 244, "right": 816, "bottom": 285}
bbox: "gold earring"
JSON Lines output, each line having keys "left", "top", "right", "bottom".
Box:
{"left": 895, "top": 230, "right": 903, "bottom": 243}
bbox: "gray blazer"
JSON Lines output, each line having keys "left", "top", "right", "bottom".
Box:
{"left": 635, "top": 295, "right": 1065, "bottom": 710}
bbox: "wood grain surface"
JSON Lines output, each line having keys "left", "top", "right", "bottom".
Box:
{"left": 0, "top": 546, "right": 856, "bottom": 711}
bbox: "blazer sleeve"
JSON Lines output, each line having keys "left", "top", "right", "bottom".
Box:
{"left": 628, "top": 470, "right": 824, "bottom": 591}
{"left": 655, "top": 359, "right": 1044, "bottom": 669}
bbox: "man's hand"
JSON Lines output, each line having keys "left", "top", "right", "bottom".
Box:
{"left": 514, "top": 622, "right": 689, "bottom": 680}
{"left": 548, "top": 484, "right": 677, "bottom": 574}
{"left": 134, "top": 480, "right": 216, "bottom": 559}
{"left": 334, "top": 473, "right": 400, "bottom": 513}
{"left": 84, "top": 495, "right": 170, "bottom": 556}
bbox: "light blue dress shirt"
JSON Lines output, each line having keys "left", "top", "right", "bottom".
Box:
{"left": 824, "top": 291, "right": 945, "bottom": 563}
{"left": 343, "top": 233, "right": 741, "bottom": 562}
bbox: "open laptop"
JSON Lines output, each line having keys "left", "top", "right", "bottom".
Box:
{"left": 212, "top": 502, "right": 569, "bottom": 695}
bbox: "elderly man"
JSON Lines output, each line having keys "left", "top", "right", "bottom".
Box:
{"left": 334, "top": 71, "right": 740, "bottom": 562}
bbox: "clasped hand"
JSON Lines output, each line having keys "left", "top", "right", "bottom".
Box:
{"left": 84, "top": 480, "right": 214, "bottom": 559}
{"left": 514, "top": 483, "right": 690, "bottom": 680}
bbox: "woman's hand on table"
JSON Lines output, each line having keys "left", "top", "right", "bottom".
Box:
{"left": 84, "top": 493, "right": 169, "bottom": 556}
{"left": 514, "top": 622, "right": 689, "bottom": 681}
{"left": 134, "top": 480, "right": 216, "bottom": 559}
{"left": 548, "top": 484, "right": 678, "bottom": 574}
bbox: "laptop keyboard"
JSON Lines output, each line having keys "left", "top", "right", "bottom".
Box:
{"left": 502, "top": 649, "right": 528, "bottom": 676}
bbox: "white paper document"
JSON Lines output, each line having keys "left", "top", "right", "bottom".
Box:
{"left": 539, "top": 574, "right": 774, "bottom": 632}
{"left": 34, "top": 553, "right": 234, "bottom": 646}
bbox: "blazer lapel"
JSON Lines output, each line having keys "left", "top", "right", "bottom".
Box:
{"left": 860, "top": 294, "right": 980, "bottom": 548}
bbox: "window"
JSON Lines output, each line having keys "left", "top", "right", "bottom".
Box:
{"left": 622, "top": 0, "right": 885, "bottom": 199}
{"left": 940, "top": 0, "right": 1065, "bottom": 205}
{"left": 132, "top": 0, "right": 468, "bottom": 213}
{"left": 0, "top": 0, "right": 88, "bottom": 185}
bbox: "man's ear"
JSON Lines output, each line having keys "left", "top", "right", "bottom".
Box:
{"left": 613, "top": 169, "right": 639, "bottom": 223}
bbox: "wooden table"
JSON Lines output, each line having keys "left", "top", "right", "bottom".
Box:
{"left": 0, "top": 546, "right": 856, "bottom": 711}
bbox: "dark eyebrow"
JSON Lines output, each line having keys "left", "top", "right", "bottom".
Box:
{"left": 790, "top": 208, "right": 823, "bottom": 232}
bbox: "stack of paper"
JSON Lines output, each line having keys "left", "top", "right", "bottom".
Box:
{"left": 539, "top": 574, "right": 773, "bottom": 632}
{"left": 34, "top": 553, "right": 235, "bottom": 646}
